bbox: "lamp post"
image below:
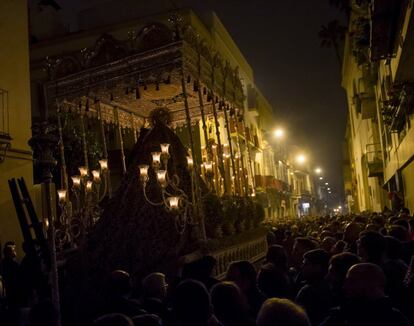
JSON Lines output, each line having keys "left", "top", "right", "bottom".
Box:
{"left": 29, "top": 121, "right": 61, "bottom": 326}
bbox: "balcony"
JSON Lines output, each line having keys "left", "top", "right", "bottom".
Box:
{"left": 359, "top": 64, "right": 377, "bottom": 119}
{"left": 366, "top": 143, "right": 383, "bottom": 177}
{"left": 370, "top": 0, "right": 406, "bottom": 61}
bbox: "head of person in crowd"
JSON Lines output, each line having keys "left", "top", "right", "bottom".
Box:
{"left": 171, "top": 279, "right": 211, "bottom": 326}
{"left": 320, "top": 230, "right": 333, "bottom": 241}
{"left": 389, "top": 224, "right": 409, "bottom": 242}
{"left": 132, "top": 314, "right": 163, "bottom": 326}
{"left": 291, "top": 237, "right": 318, "bottom": 268}
{"left": 343, "top": 263, "right": 386, "bottom": 301}
{"left": 226, "top": 260, "right": 257, "bottom": 293}
{"left": 343, "top": 223, "right": 361, "bottom": 245}
{"left": 210, "top": 281, "right": 251, "bottom": 326}
{"left": 265, "top": 245, "right": 288, "bottom": 271}
{"left": 321, "top": 236, "right": 336, "bottom": 253}
{"left": 94, "top": 313, "right": 134, "bottom": 326}
{"left": 142, "top": 272, "right": 168, "bottom": 301}
{"left": 327, "top": 252, "right": 361, "bottom": 293}
{"left": 29, "top": 299, "right": 59, "bottom": 326}
{"left": 357, "top": 231, "right": 386, "bottom": 264}
{"left": 365, "top": 223, "right": 380, "bottom": 232}
{"left": 301, "top": 249, "right": 330, "bottom": 282}
{"left": 3, "top": 241, "right": 17, "bottom": 260}
{"left": 257, "top": 298, "right": 310, "bottom": 326}
{"left": 372, "top": 215, "right": 386, "bottom": 227}
{"left": 108, "top": 270, "right": 133, "bottom": 299}
{"left": 399, "top": 207, "right": 410, "bottom": 217}
{"left": 384, "top": 236, "right": 404, "bottom": 261}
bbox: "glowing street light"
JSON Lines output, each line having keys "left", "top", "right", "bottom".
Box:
{"left": 325, "top": 182, "right": 329, "bottom": 186}
{"left": 315, "top": 167, "right": 322, "bottom": 174}
{"left": 296, "top": 154, "right": 306, "bottom": 164}
{"left": 319, "top": 176, "right": 323, "bottom": 180}
{"left": 273, "top": 128, "right": 285, "bottom": 139}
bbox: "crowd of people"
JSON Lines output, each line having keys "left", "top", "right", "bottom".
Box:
{"left": 2, "top": 209, "right": 414, "bottom": 325}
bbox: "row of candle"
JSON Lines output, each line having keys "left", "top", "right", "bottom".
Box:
{"left": 138, "top": 143, "right": 183, "bottom": 211}
{"left": 57, "top": 159, "right": 109, "bottom": 203}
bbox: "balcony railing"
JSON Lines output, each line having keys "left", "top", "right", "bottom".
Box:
{"left": 366, "top": 143, "right": 383, "bottom": 177}
{"left": 213, "top": 236, "right": 268, "bottom": 279}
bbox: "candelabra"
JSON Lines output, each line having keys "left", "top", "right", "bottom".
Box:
{"left": 55, "top": 159, "right": 109, "bottom": 249}
{"left": 138, "top": 143, "right": 194, "bottom": 234}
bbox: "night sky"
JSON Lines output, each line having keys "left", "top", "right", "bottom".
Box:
{"left": 193, "top": 1, "right": 349, "bottom": 203}
{"left": 53, "top": 0, "right": 349, "bottom": 203}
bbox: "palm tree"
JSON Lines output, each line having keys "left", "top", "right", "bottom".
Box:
{"left": 329, "top": 0, "right": 351, "bottom": 19}
{"left": 319, "top": 20, "right": 347, "bottom": 69}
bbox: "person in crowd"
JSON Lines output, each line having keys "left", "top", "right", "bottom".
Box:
{"left": 29, "top": 299, "right": 59, "bottom": 326}
{"left": 19, "top": 241, "right": 47, "bottom": 307}
{"left": 320, "top": 263, "right": 410, "bottom": 326}
{"left": 343, "top": 223, "right": 361, "bottom": 254}
{"left": 132, "top": 314, "right": 163, "bottom": 326}
{"left": 140, "top": 272, "right": 170, "bottom": 322}
{"left": 94, "top": 313, "right": 134, "bottom": 326}
{"left": 258, "top": 245, "right": 292, "bottom": 298}
{"left": 326, "top": 252, "right": 361, "bottom": 305}
{"left": 383, "top": 236, "right": 409, "bottom": 315}
{"left": 390, "top": 224, "right": 410, "bottom": 242}
{"left": 104, "top": 270, "right": 144, "bottom": 318}
{"left": 330, "top": 240, "right": 346, "bottom": 255}
{"left": 321, "top": 236, "right": 336, "bottom": 254}
{"left": 257, "top": 298, "right": 310, "bottom": 326}
{"left": 210, "top": 281, "right": 254, "bottom": 326}
{"left": 291, "top": 237, "right": 318, "bottom": 270}
{"left": 190, "top": 256, "right": 220, "bottom": 291}
{"left": 357, "top": 231, "right": 386, "bottom": 265}
{"left": 171, "top": 279, "right": 212, "bottom": 326}
{"left": 295, "top": 249, "right": 332, "bottom": 325}
{"left": 2, "top": 241, "right": 21, "bottom": 324}
{"left": 226, "top": 260, "right": 266, "bottom": 318}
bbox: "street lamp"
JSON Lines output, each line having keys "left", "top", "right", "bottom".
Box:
{"left": 325, "top": 182, "right": 329, "bottom": 186}
{"left": 296, "top": 154, "right": 306, "bottom": 164}
{"left": 315, "top": 167, "right": 322, "bottom": 174}
{"left": 319, "top": 176, "right": 323, "bottom": 180}
{"left": 273, "top": 128, "right": 285, "bottom": 139}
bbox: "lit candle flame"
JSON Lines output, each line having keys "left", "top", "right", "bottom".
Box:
{"left": 157, "top": 170, "right": 167, "bottom": 187}
{"left": 167, "top": 196, "right": 180, "bottom": 210}
{"left": 57, "top": 189, "right": 67, "bottom": 203}
{"left": 92, "top": 170, "right": 100, "bottom": 182}
{"left": 86, "top": 181, "right": 93, "bottom": 192}
{"left": 99, "top": 159, "right": 108, "bottom": 171}
{"left": 79, "top": 166, "right": 88, "bottom": 177}
{"left": 72, "top": 175, "right": 81, "bottom": 188}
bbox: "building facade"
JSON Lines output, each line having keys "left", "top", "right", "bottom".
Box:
{"left": 343, "top": 0, "right": 414, "bottom": 213}
{"left": 0, "top": 0, "right": 39, "bottom": 255}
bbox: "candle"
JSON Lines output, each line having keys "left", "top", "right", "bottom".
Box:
{"left": 160, "top": 143, "right": 170, "bottom": 155}
{"left": 99, "top": 159, "right": 108, "bottom": 171}
{"left": 167, "top": 196, "right": 180, "bottom": 210}
{"left": 79, "top": 166, "right": 88, "bottom": 178}
{"left": 92, "top": 170, "right": 100, "bottom": 182}
{"left": 139, "top": 164, "right": 149, "bottom": 183}
{"left": 205, "top": 162, "right": 213, "bottom": 174}
{"left": 72, "top": 175, "right": 81, "bottom": 188}
{"left": 151, "top": 151, "right": 161, "bottom": 169}
{"left": 157, "top": 170, "right": 167, "bottom": 187}
{"left": 187, "top": 156, "right": 194, "bottom": 169}
{"left": 86, "top": 181, "right": 93, "bottom": 192}
{"left": 57, "top": 189, "right": 67, "bottom": 203}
